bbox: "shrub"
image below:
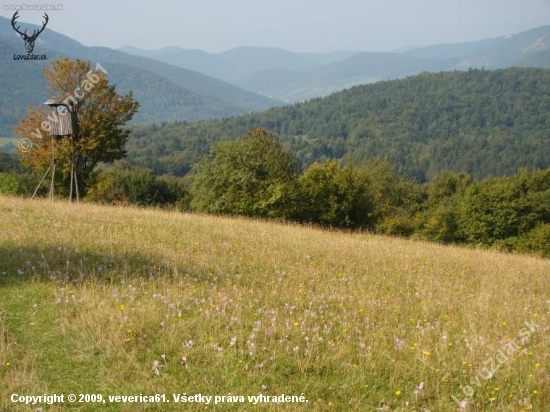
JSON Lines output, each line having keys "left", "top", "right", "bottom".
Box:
{"left": 296, "top": 161, "right": 374, "bottom": 228}
{"left": 86, "top": 168, "right": 187, "bottom": 208}
{"left": 0, "top": 172, "right": 23, "bottom": 195}
{"left": 190, "top": 128, "right": 298, "bottom": 218}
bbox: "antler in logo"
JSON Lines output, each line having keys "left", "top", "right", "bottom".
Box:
{"left": 11, "top": 11, "right": 49, "bottom": 53}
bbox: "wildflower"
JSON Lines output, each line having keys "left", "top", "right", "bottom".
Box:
{"left": 152, "top": 360, "right": 163, "bottom": 376}
{"left": 5, "top": 362, "right": 10, "bottom": 366}
{"left": 413, "top": 382, "right": 424, "bottom": 396}
{"left": 161, "top": 354, "right": 167, "bottom": 363}
{"left": 393, "top": 337, "right": 404, "bottom": 349}
{"left": 261, "top": 385, "right": 267, "bottom": 391}
{"left": 395, "top": 390, "right": 402, "bottom": 396}
{"left": 423, "top": 350, "right": 430, "bottom": 356}
{"left": 458, "top": 399, "right": 467, "bottom": 410}
{"left": 180, "top": 356, "right": 187, "bottom": 366}
{"left": 229, "top": 336, "right": 237, "bottom": 347}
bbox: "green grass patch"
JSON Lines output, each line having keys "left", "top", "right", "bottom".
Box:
{"left": 0, "top": 195, "right": 548, "bottom": 411}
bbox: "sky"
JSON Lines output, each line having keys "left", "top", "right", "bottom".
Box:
{"left": 1, "top": 0, "right": 549, "bottom": 53}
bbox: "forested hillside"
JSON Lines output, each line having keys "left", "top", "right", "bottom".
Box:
{"left": 126, "top": 67, "right": 550, "bottom": 181}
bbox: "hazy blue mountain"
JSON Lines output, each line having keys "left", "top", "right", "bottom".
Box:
{"left": 0, "top": 16, "right": 282, "bottom": 136}
{"left": 148, "top": 49, "right": 458, "bottom": 102}
{"left": 239, "top": 52, "right": 459, "bottom": 101}
{"left": 118, "top": 45, "right": 359, "bottom": 99}
{"left": 512, "top": 48, "right": 550, "bottom": 68}
{"left": 23, "top": 29, "right": 281, "bottom": 112}
{"left": 0, "top": 36, "right": 61, "bottom": 136}
{"left": 118, "top": 45, "right": 321, "bottom": 85}
{"left": 62, "top": 45, "right": 282, "bottom": 112}
{"left": 298, "top": 50, "right": 357, "bottom": 65}
{"left": 120, "top": 25, "right": 550, "bottom": 102}
{"left": 237, "top": 69, "right": 311, "bottom": 100}
{"left": 259, "top": 25, "right": 550, "bottom": 100}
{"left": 405, "top": 25, "right": 550, "bottom": 69}
{"left": 0, "top": 35, "right": 245, "bottom": 136}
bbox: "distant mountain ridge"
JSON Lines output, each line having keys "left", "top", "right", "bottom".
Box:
{"left": 405, "top": 25, "right": 550, "bottom": 65}
{"left": 2, "top": 15, "right": 549, "bottom": 138}
{"left": 0, "top": 16, "right": 282, "bottom": 136}
{"left": 117, "top": 45, "right": 355, "bottom": 86}
{"left": 120, "top": 24, "right": 550, "bottom": 101}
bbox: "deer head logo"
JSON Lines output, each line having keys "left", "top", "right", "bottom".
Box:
{"left": 11, "top": 11, "right": 49, "bottom": 53}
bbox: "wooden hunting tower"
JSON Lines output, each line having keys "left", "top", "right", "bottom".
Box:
{"left": 32, "top": 98, "right": 80, "bottom": 202}
{"left": 43, "top": 98, "right": 79, "bottom": 137}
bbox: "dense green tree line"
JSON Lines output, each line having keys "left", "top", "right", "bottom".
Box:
{"left": 1, "top": 128, "right": 549, "bottom": 257}
{"left": 187, "top": 129, "right": 549, "bottom": 255}
{"left": 124, "top": 67, "right": 550, "bottom": 181}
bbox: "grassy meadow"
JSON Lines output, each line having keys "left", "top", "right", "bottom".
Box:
{"left": 0, "top": 195, "right": 548, "bottom": 411}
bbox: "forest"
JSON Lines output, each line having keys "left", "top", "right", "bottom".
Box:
{"left": 125, "top": 67, "right": 550, "bottom": 181}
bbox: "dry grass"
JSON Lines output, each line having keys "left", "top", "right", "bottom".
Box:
{"left": 0, "top": 195, "right": 548, "bottom": 411}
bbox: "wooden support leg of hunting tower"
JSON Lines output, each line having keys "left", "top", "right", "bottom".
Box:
{"left": 68, "top": 136, "right": 79, "bottom": 202}
{"left": 70, "top": 157, "right": 74, "bottom": 202}
{"left": 74, "top": 168, "right": 79, "bottom": 202}
{"left": 32, "top": 164, "right": 52, "bottom": 199}
{"left": 49, "top": 159, "right": 56, "bottom": 202}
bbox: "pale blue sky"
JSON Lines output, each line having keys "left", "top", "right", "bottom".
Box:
{"left": 1, "top": 0, "right": 549, "bottom": 52}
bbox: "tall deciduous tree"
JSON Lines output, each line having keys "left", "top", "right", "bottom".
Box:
{"left": 14, "top": 59, "right": 139, "bottom": 194}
